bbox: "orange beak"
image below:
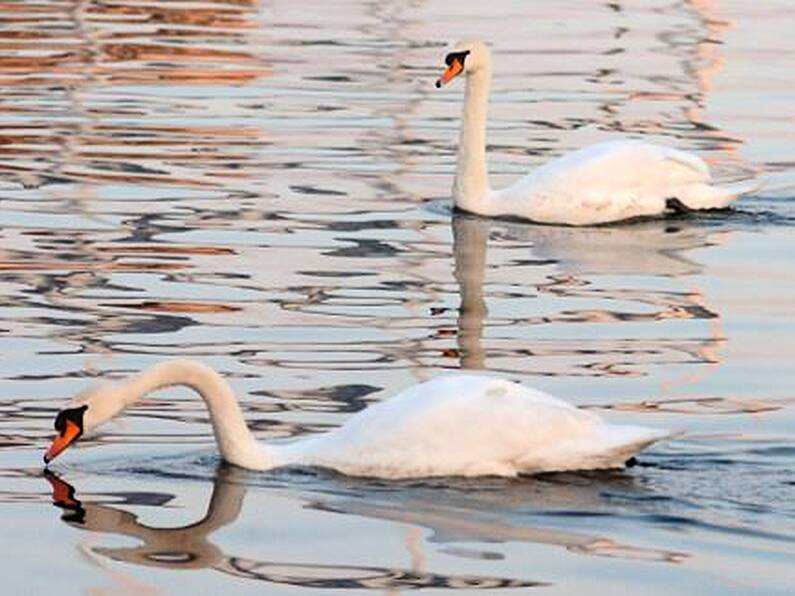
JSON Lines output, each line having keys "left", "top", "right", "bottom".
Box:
{"left": 435, "top": 58, "right": 464, "bottom": 88}
{"left": 44, "top": 419, "right": 82, "bottom": 464}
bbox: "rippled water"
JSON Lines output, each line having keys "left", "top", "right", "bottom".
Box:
{"left": 2, "top": 0, "right": 794, "bottom": 594}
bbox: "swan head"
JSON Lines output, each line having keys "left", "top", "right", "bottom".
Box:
{"left": 435, "top": 40, "right": 490, "bottom": 88}
{"left": 44, "top": 381, "right": 130, "bottom": 464}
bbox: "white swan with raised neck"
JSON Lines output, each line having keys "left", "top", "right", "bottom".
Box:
{"left": 436, "top": 40, "right": 756, "bottom": 226}
{"left": 45, "top": 359, "right": 671, "bottom": 478}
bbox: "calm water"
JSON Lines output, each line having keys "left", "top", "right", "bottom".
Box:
{"left": 2, "top": 0, "right": 794, "bottom": 594}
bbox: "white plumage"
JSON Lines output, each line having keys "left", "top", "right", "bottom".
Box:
{"left": 280, "top": 374, "right": 669, "bottom": 478}
{"left": 436, "top": 41, "right": 757, "bottom": 225}
{"left": 46, "top": 360, "right": 670, "bottom": 479}
{"left": 492, "top": 139, "right": 754, "bottom": 226}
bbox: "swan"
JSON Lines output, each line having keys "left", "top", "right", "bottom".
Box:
{"left": 44, "top": 359, "right": 671, "bottom": 478}
{"left": 435, "top": 40, "right": 757, "bottom": 226}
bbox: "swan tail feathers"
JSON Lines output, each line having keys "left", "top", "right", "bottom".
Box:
{"left": 676, "top": 178, "right": 760, "bottom": 210}
{"left": 517, "top": 425, "right": 675, "bottom": 473}
{"left": 579, "top": 425, "right": 673, "bottom": 469}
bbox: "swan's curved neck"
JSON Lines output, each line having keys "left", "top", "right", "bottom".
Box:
{"left": 126, "top": 360, "right": 273, "bottom": 469}
{"left": 454, "top": 67, "right": 492, "bottom": 213}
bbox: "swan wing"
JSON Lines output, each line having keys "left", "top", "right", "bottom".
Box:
{"left": 496, "top": 140, "right": 715, "bottom": 225}
{"left": 294, "top": 376, "right": 664, "bottom": 478}
{"left": 527, "top": 140, "right": 709, "bottom": 189}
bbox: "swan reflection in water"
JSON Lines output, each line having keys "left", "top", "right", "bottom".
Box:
{"left": 451, "top": 212, "right": 726, "bottom": 377}
{"left": 44, "top": 468, "right": 541, "bottom": 591}
{"left": 45, "top": 466, "right": 686, "bottom": 592}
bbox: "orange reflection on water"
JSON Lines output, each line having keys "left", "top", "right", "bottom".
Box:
{"left": 0, "top": 0, "right": 269, "bottom": 190}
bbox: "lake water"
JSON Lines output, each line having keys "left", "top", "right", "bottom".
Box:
{"left": 1, "top": 0, "right": 794, "bottom": 594}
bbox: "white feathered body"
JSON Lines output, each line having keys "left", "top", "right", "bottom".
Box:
{"left": 275, "top": 375, "right": 669, "bottom": 478}
{"left": 55, "top": 361, "right": 671, "bottom": 479}
{"left": 489, "top": 140, "right": 752, "bottom": 226}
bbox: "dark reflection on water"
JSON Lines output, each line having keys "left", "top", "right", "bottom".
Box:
{"left": 45, "top": 468, "right": 544, "bottom": 590}
{"left": 451, "top": 211, "right": 727, "bottom": 376}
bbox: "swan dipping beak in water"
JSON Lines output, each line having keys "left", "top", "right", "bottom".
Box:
{"left": 435, "top": 40, "right": 758, "bottom": 226}
{"left": 44, "top": 359, "right": 671, "bottom": 479}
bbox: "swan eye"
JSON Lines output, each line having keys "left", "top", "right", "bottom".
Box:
{"left": 53, "top": 405, "right": 88, "bottom": 435}
{"left": 53, "top": 412, "right": 66, "bottom": 433}
{"left": 444, "top": 50, "right": 470, "bottom": 67}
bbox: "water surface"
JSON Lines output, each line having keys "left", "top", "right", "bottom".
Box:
{"left": 1, "top": 0, "right": 794, "bottom": 594}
